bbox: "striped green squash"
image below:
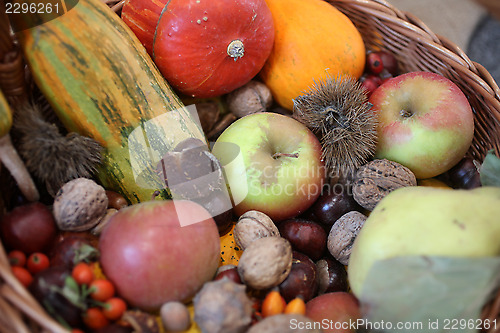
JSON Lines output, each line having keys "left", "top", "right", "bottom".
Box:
{"left": 9, "top": 0, "right": 206, "bottom": 203}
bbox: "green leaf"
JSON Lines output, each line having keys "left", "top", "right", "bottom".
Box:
{"left": 72, "top": 243, "right": 100, "bottom": 265}
{"left": 480, "top": 150, "right": 500, "bottom": 187}
{"left": 60, "top": 276, "right": 87, "bottom": 310}
{"left": 359, "top": 256, "right": 500, "bottom": 333}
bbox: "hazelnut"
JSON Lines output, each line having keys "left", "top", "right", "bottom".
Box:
{"left": 53, "top": 178, "right": 108, "bottom": 232}
{"left": 237, "top": 236, "right": 292, "bottom": 290}
{"left": 227, "top": 80, "right": 273, "bottom": 118}
{"left": 327, "top": 211, "right": 367, "bottom": 265}
{"left": 353, "top": 159, "right": 417, "bottom": 210}
{"left": 194, "top": 279, "right": 253, "bottom": 333}
{"left": 160, "top": 301, "right": 191, "bottom": 332}
{"left": 233, "top": 210, "right": 279, "bottom": 250}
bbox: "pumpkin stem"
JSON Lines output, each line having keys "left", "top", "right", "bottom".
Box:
{"left": 227, "top": 39, "right": 245, "bottom": 61}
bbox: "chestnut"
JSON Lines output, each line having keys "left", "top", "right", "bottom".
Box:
{"left": 214, "top": 264, "right": 242, "bottom": 284}
{"left": 278, "top": 251, "right": 318, "bottom": 303}
{"left": 445, "top": 157, "right": 481, "bottom": 189}
{"left": 277, "top": 218, "right": 327, "bottom": 261}
{"left": 306, "top": 186, "right": 362, "bottom": 228}
{"left": 315, "top": 256, "right": 348, "bottom": 294}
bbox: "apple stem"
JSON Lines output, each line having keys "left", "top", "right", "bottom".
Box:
{"left": 400, "top": 109, "right": 413, "bottom": 118}
{"left": 0, "top": 134, "right": 39, "bottom": 202}
{"left": 272, "top": 152, "right": 299, "bottom": 159}
{"left": 151, "top": 190, "right": 161, "bottom": 200}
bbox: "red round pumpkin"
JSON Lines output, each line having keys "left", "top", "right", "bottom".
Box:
{"left": 121, "top": 0, "right": 169, "bottom": 55}
{"left": 152, "top": 0, "right": 275, "bottom": 98}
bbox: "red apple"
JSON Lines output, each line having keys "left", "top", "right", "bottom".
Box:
{"left": 369, "top": 71, "right": 474, "bottom": 179}
{"left": 0, "top": 202, "right": 57, "bottom": 254}
{"left": 99, "top": 200, "right": 220, "bottom": 311}
{"left": 212, "top": 112, "right": 325, "bottom": 221}
{"left": 306, "top": 292, "right": 361, "bottom": 333}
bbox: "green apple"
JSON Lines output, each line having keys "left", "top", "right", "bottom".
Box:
{"left": 212, "top": 112, "right": 325, "bottom": 221}
{"left": 369, "top": 71, "right": 474, "bottom": 179}
{"left": 347, "top": 186, "right": 500, "bottom": 297}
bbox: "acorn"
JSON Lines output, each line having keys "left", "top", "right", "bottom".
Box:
{"left": 293, "top": 75, "right": 378, "bottom": 180}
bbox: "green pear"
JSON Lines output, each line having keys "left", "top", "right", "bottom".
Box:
{"left": 348, "top": 186, "right": 500, "bottom": 297}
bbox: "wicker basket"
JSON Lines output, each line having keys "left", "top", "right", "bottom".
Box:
{"left": 1, "top": 0, "right": 500, "bottom": 332}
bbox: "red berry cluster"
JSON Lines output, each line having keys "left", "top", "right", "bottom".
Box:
{"left": 360, "top": 50, "right": 399, "bottom": 97}
{"left": 71, "top": 262, "right": 128, "bottom": 330}
{"left": 8, "top": 250, "right": 50, "bottom": 288}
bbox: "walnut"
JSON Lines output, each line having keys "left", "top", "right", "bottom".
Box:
{"left": 233, "top": 210, "right": 280, "bottom": 250}
{"left": 237, "top": 236, "right": 292, "bottom": 290}
{"left": 227, "top": 80, "right": 273, "bottom": 118}
{"left": 53, "top": 178, "right": 108, "bottom": 232}
{"left": 352, "top": 159, "right": 417, "bottom": 210}
{"left": 194, "top": 279, "right": 253, "bottom": 333}
{"left": 327, "top": 211, "right": 367, "bottom": 265}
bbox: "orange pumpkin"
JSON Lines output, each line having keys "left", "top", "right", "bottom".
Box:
{"left": 260, "top": 0, "right": 366, "bottom": 110}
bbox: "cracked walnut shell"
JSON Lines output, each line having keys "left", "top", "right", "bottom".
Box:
{"left": 327, "top": 211, "right": 367, "bottom": 265}
{"left": 233, "top": 210, "right": 280, "bottom": 250}
{"left": 237, "top": 236, "right": 292, "bottom": 290}
{"left": 53, "top": 178, "right": 108, "bottom": 232}
{"left": 352, "top": 159, "right": 417, "bottom": 210}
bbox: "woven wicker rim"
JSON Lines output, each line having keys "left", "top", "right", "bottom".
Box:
{"left": 1, "top": 0, "right": 500, "bottom": 332}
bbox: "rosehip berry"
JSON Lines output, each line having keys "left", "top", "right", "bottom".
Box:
{"left": 102, "top": 297, "right": 127, "bottom": 321}
{"left": 72, "top": 262, "right": 94, "bottom": 285}
{"left": 83, "top": 307, "right": 109, "bottom": 330}
{"left": 360, "top": 75, "right": 382, "bottom": 97}
{"left": 376, "top": 50, "right": 399, "bottom": 75}
{"left": 89, "top": 279, "right": 115, "bottom": 301}
{"left": 366, "top": 52, "right": 384, "bottom": 74}
{"left": 12, "top": 266, "right": 33, "bottom": 288}
{"left": 8, "top": 250, "right": 26, "bottom": 267}
{"left": 27, "top": 252, "right": 50, "bottom": 274}
{"left": 261, "top": 290, "right": 286, "bottom": 317}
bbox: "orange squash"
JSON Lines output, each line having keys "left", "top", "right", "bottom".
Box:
{"left": 260, "top": 0, "right": 366, "bottom": 110}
